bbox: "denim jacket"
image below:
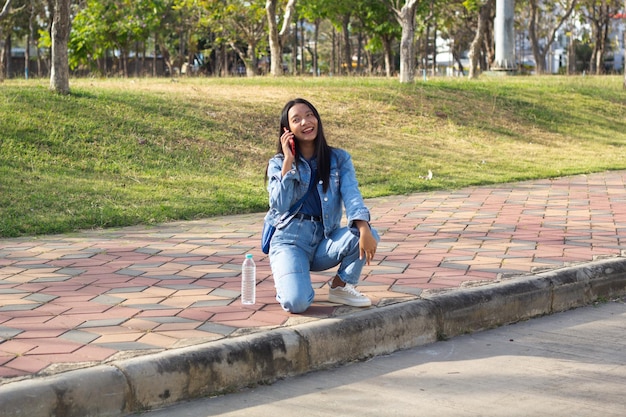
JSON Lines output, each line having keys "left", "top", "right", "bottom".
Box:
{"left": 264, "top": 148, "right": 371, "bottom": 237}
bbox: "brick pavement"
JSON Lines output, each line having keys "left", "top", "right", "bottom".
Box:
{"left": 1, "top": 171, "right": 625, "bottom": 383}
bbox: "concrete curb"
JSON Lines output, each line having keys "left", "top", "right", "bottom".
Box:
{"left": 1, "top": 257, "right": 626, "bottom": 417}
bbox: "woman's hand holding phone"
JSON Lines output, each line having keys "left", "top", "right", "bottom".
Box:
{"left": 280, "top": 128, "right": 296, "bottom": 177}
{"left": 282, "top": 127, "right": 296, "bottom": 158}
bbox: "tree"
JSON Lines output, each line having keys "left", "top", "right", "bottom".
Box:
{"left": 172, "top": 0, "right": 210, "bottom": 75}
{"left": 216, "top": 0, "right": 267, "bottom": 77}
{"left": 527, "top": 0, "right": 578, "bottom": 74}
{"left": 579, "top": 0, "right": 622, "bottom": 74}
{"left": 298, "top": 0, "right": 329, "bottom": 76}
{"left": 418, "top": 0, "right": 441, "bottom": 76}
{"left": 325, "top": 1, "right": 353, "bottom": 74}
{"left": 70, "top": 0, "right": 124, "bottom": 75}
{"left": 50, "top": 0, "right": 71, "bottom": 94}
{"left": 355, "top": 0, "right": 402, "bottom": 77}
{"left": 266, "top": 0, "right": 296, "bottom": 76}
{"left": 439, "top": 0, "right": 480, "bottom": 77}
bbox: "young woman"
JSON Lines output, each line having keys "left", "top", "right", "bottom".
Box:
{"left": 264, "top": 98, "right": 379, "bottom": 313}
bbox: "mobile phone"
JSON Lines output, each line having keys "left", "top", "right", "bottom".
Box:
{"left": 289, "top": 138, "right": 296, "bottom": 156}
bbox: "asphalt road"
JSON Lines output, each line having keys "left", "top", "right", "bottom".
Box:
{"left": 132, "top": 298, "right": 626, "bottom": 417}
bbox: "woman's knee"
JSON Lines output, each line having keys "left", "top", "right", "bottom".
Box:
{"left": 276, "top": 282, "right": 315, "bottom": 313}
{"left": 280, "top": 296, "right": 313, "bottom": 314}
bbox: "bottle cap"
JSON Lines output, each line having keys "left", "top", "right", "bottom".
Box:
{"left": 246, "top": 254, "right": 253, "bottom": 259}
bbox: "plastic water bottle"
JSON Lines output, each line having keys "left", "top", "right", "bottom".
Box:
{"left": 241, "top": 254, "right": 256, "bottom": 305}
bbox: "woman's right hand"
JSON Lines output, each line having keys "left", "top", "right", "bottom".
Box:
{"left": 281, "top": 128, "right": 296, "bottom": 155}
{"left": 281, "top": 128, "right": 296, "bottom": 172}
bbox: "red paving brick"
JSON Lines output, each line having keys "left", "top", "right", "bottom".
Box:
{"left": 2, "top": 171, "right": 626, "bottom": 383}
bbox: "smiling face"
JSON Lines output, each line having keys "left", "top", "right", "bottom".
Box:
{"left": 287, "top": 103, "right": 319, "bottom": 143}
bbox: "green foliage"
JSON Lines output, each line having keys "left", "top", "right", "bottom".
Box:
{"left": 356, "top": 0, "right": 401, "bottom": 54}
{"left": 1, "top": 76, "right": 625, "bottom": 237}
{"left": 462, "top": 0, "right": 481, "bottom": 13}
{"left": 68, "top": 0, "right": 203, "bottom": 73}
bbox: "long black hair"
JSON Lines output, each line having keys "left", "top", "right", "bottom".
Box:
{"left": 274, "top": 98, "right": 332, "bottom": 192}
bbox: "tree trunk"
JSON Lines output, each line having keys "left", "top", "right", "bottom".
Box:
{"left": 591, "top": 2, "right": 611, "bottom": 75}
{"left": 50, "top": 0, "right": 71, "bottom": 94}
{"left": 454, "top": 54, "right": 465, "bottom": 75}
{"left": 25, "top": 0, "right": 35, "bottom": 79}
{"left": 0, "top": 31, "right": 4, "bottom": 82}
{"left": 25, "top": 27, "right": 30, "bottom": 79}
{"left": 122, "top": 47, "right": 128, "bottom": 77}
{"left": 469, "top": 1, "right": 493, "bottom": 79}
{"left": 291, "top": 19, "right": 297, "bottom": 74}
{"left": 134, "top": 41, "right": 140, "bottom": 77}
{"left": 382, "top": 36, "right": 393, "bottom": 77}
{"left": 528, "top": 0, "right": 545, "bottom": 73}
{"left": 482, "top": 18, "right": 494, "bottom": 70}
{"left": 4, "top": 33, "right": 10, "bottom": 79}
{"left": 300, "top": 18, "right": 306, "bottom": 74}
{"left": 231, "top": 41, "right": 258, "bottom": 77}
{"left": 331, "top": 28, "right": 336, "bottom": 74}
{"left": 221, "top": 45, "right": 228, "bottom": 76}
{"left": 141, "top": 41, "right": 146, "bottom": 77}
{"left": 431, "top": 24, "right": 437, "bottom": 75}
{"left": 356, "top": 31, "right": 363, "bottom": 74}
{"left": 266, "top": 0, "right": 296, "bottom": 76}
{"left": 594, "top": 41, "right": 605, "bottom": 75}
{"left": 342, "top": 14, "right": 351, "bottom": 74}
{"left": 266, "top": 0, "right": 281, "bottom": 76}
{"left": 312, "top": 19, "right": 319, "bottom": 76}
{"left": 568, "top": 39, "right": 575, "bottom": 75}
{"left": 337, "top": 26, "right": 343, "bottom": 71}
{"left": 0, "top": 0, "right": 12, "bottom": 81}
{"left": 423, "top": 22, "right": 430, "bottom": 73}
{"left": 153, "top": 35, "right": 157, "bottom": 77}
{"left": 397, "top": 0, "right": 419, "bottom": 83}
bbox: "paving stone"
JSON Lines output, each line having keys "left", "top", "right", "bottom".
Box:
{"left": 2, "top": 171, "right": 626, "bottom": 383}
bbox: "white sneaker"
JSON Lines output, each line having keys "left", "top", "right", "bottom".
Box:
{"left": 328, "top": 283, "right": 371, "bottom": 307}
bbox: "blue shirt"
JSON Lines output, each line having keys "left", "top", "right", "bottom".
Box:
{"left": 300, "top": 159, "right": 322, "bottom": 217}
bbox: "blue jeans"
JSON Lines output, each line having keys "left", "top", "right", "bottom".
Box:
{"left": 269, "top": 216, "right": 380, "bottom": 313}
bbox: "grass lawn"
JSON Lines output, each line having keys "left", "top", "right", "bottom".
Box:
{"left": 1, "top": 75, "right": 625, "bottom": 237}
